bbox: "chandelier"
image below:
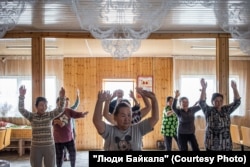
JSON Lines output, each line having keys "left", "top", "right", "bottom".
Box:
{"left": 213, "top": 0, "right": 250, "bottom": 54}
{"left": 101, "top": 38, "right": 141, "bottom": 60}
{"left": 181, "top": 0, "right": 215, "bottom": 8}
{"left": 72, "top": 0, "right": 174, "bottom": 59}
{"left": 0, "top": 0, "right": 26, "bottom": 38}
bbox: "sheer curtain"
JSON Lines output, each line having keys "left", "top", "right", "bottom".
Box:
{"left": 45, "top": 56, "right": 64, "bottom": 111}
{"left": 174, "top": 57, "right": 216, "bottom": 126}
{"left": 0, "top": 55, "right": 32, "bottom": 118}
{"left": 229, "top": 59, "right": 250, "bottom": 126}
{"left": 0, "top": 55, "right": 63, "bottom": 125}
{"left": 174, "top": 57, "right": 249, "bottom": 126}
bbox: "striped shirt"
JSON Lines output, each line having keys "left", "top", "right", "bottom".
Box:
{"left": 18, "top": 96, "right": 65, "bottom": 147}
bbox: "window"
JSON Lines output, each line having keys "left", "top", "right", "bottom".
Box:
{"left": 103, "top": 78, "right": 136, "bottom": 105}
{"left": 45, "top": 77, "right": 57, "bottom": 111}
{"left": 0, "top": 76, "right": 57, "bottom": 117}
{"left": 180, "top": 75, "right": 215, "bottom": 116}
{"left": 180, "top": 75, "right": 242, "bottom": 116}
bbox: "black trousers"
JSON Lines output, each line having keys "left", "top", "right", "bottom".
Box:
{"left": 178, "top": 133, "right": 200, "bottom": 151}
{"left": 164, "top": 135, "right": 179, "bottom": 151}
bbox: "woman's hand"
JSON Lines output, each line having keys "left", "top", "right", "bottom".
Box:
{"left": 174, "top": 90, "right": 180, "bottom": 99}
{"left": 19, "top": 85, "right": 26, "bottom": 97}
{"left": 231, "top": 80, "right": 237, "bottom": 90}
{"left": 59, "top": 87, "right": 65, "bottom": 98}
{"left": 200, "top": 78, "right": 207, "bottom": 90}
{"left": 97, "top": 90, "right": 108, "bottom": 102}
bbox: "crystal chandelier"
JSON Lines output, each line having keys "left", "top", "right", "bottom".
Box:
{"left": 214, "top": 0, "right": 250, "bottom": 54}
{"left": 72, "top": 0, "right": 174, "bottom": 59}
{"left": 102, "top": 39, "right": 141, "bottom": 60}
{"left": 238, "top": 39, "right": 250, "bottom": 55}
{"left": 0, "top": 0, "right": 26, "bottom": 38}
{"left": 181, "top": 0, "right": 215, "bottom": 8}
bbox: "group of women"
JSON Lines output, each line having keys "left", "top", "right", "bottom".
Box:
{"left": 161, "top": 78, "right": 241, "bottom": 151}
{"left": 92, "top": 77, "right": 241, "bottom": 151}
{"left": 15, "top": 77, "right": 241, "bottom": 167}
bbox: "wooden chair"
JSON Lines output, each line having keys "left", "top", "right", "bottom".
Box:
{"left": 3, "top": 128, "right": 12, "bottom": 147}
{"left": 240, "top": 126, "right": 250, "bottom": 149}
{"left": 230, "top": 124, "right": 243, "bottom": 151}
{"left": 0, "top": 129, "right": 6, "bottom": 150}
{"left": 195, "top": 129, "right": 205, "bottom": 150}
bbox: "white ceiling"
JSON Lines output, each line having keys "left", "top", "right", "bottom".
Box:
{"left": 1, "top": 0, "right": 249, "bottom": 58}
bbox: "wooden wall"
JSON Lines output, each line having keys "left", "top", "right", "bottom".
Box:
{"left": 64, "top": 57, "right": 173, "bottom": 150}
{"left": 2, "top": 56, "right": 249, "bottom": 150}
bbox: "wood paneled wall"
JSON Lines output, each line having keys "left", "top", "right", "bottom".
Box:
{"left": 64, "top": 57, "right": 173, "bottom": 150}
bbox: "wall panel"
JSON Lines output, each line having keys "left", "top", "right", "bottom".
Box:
{"left": 64, "top": 57, "right": 173, "bottom": 150}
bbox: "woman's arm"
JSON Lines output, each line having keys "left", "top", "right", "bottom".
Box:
{"left": 50, "top": 87, "right": 66, "bottom": 118}
{"left": 136, "top": 87, "right": 151, "bottom": 118}
{"left": 200, "top": 78, "right": 207, "bottom": 101}
{"left": 18, "top": 85, "right": 32, "bottom": 121}
{"left": 199, "top": 78, "right": 209, "bottom": 112}
{"left": 93, "top": 90, "right": 107, "bottom": 134}
{"left": 0, "top": 117, "right": 31, "bottom": 126}
{"left": 231, "top": 80, "right": 240, "bottom": 100}
{"left": 130, "top": 90, "right": 140, "bottom": 110}
{"left": 70, "top": 89, "right": 80, "bottom": 110}
{"left": 144, "top": 90, "right": 159, "bottom": 128}
{"left": 224, "top": 80, "right": 241, "bottom": 115}
{"left": 103, "top": 91, "right": 116, "bottom": 125}
{"left": 172, "top": 90, "right": 181, "bottom": 115}
{"left": 68, "top": 108, "right": 89, "bottom": 119}
{"left": 165, "top": 109, "right": 175, "bottom": 117}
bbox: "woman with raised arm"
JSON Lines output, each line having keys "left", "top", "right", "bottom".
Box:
{"left": 19, "top": 86, "right": 66, "bottom": 167}
{"left": 199, "top": 78, "right": 241, "bottom": 151}
{"left": 172, "top": 90, "right": 201, "bottom": 151}
{"left": 108, "top": 89, "right": 140, "bottom": 114}
{"left": 161, "top": 96, "right": 179, "bottom": 151}
{"left": 103, "top": 87, "right": 151, "bottom": 125}
{"left": 93, "top": 89, "right": 158, "bottom": 151}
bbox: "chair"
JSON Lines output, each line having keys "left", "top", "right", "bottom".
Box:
{"left": 230, "top": 124, "right": 243, "bottom": 151}
{"left": 0, "top": 129, "right": 6, "bottom": 150}
{"left": 195, "top": 129, "right": 205, "bottom": 150}
{"left": 3, "top": 128, "right": 12, "bottom": 147}
{"left": 240, "top": 126, "right": 250, "bottom": 148}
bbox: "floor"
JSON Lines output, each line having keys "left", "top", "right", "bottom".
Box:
{"left": 0, "top": 150, "right": 89, "bottom": 167}
{"left": 1, "top": 147, "right": 249, "bottom": 167}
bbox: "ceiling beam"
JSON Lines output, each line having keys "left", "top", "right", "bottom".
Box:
{"left": 4, "top": 31, "right": 231, "bottom": 39}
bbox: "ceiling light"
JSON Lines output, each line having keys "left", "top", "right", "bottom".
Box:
{"left": 191, "top": 46, "right": 240, "bottom": 50}
{"left": 6, "top": 45, "right": 58, "bottom": 49}
{"left": 72, "top": 0, "right": 174, "bottom": 59}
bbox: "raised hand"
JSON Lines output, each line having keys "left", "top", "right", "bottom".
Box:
{"left": 231, "top": 80, "right": 237, "bottom": 90}
{"left": 105, "top": 91, "right": 112, "bottom": 101}
{"left": 76, "top": 89, "right": 80, "bottom": 97}
{"left": 111, "top": 90, "right": 117, "bottom": 99}
{"left": 142, "top": 90, "right": 156, "bottom": 100}
{"left": 81, "top": 111, "right": 89, "bottom": 117}
{"left": 97, "top": 90, "right": 108, "bottom": 102}
{"left": 175, "top": 90, "right": 180, "bottom": 98}
{"left": 200, "top": 78, "right": 207, "bottom": 89}
{"left": 129, "top": 90, "right": 135, "bottom": 99}
{"left": 59, "top": 87, "right": 65, "bottom": 98}
{"left": 19, "top": 85, "right": 26, "bottom": 96}
{"left": 136, "top": 87, "right": 143, "bottom": 93}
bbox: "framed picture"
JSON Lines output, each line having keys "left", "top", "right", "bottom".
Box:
{"left": 137, "top": 76, "right": 153, "bottom": 92}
